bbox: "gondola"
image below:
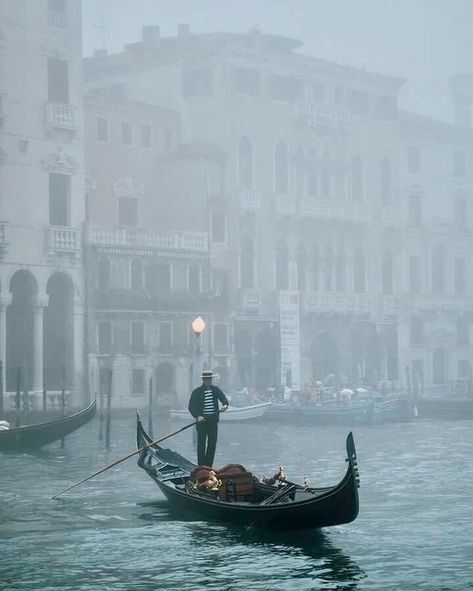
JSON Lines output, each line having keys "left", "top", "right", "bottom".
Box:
{"left": 136, "top": 413, "right": 360, "bottom": 530}
{"left": 0, "top": 400, "right": 97, "bottom": 452}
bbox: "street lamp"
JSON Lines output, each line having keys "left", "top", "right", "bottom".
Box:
{"left": 190, "top": 316, "right": 206, "bottom": 390}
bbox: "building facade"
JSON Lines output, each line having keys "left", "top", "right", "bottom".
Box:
{"left": 0, "top": 0, "right": 86, "bottom": 404}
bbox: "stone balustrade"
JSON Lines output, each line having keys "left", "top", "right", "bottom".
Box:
{"left": 88, "top": 226, "right": 208, "bottom": 252}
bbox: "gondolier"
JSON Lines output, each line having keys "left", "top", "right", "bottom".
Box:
{"left": 188, "top": 370, "right": 228, "bottom": 466}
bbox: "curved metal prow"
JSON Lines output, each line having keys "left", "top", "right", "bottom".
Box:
{"left": 346, "top": 431, "right": 360, "bottom": 488}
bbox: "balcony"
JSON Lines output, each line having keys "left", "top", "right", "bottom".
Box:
{"left": 239, "top": 289, "right": 260, "bottom": 313}
{"left": 275, "top": 194, "right": 296, "bottom": 216}
{"left": 295, "top": 102, "right": 351, "bottom": 132}
{"left": 405, "top": 294, "right": 473, "bottom": 312}
{"left": 88, "top": 226, "right": 208, "bottom": 253}
{"left": 48, "top": 11, "right": 68, "bottom": 30}
{"left": 381, "top": 204, "right": 401, "bottom": 226}
{"left": 299, "top": 198, "right": 370, "bottom": 223}
{"left": 0, "top": 222, "right": 9, "bottom": 258}
{"left": 96, "top": 289, "right": 226, "bottom": 313}
{"left": 301, "top": 292, "right": 371, "bottom": 315}
{"left": 239, "top": 190, "right": 261, "bottom": 211}
{"left": 46, "top": 103, "right": 78, "bottom": 131}
{"left": 47, "top": 226, "right": 81, "bottom": 254}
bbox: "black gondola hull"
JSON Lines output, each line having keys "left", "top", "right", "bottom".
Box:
{"left": 136, "top": 416, "right": 360, "bottom": 530}
{"left": 0, "top": 400, "right": 97, "bottom": 451}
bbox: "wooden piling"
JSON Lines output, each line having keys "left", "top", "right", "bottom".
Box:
{"left": 15, "top": 367, "right": 21, "bottom": 428}
{"left": 43, "top": 387, "right": 47, "bottom": 413}
{"left": 60, "top": 366, "right": 66, "bottom": 449}
{"left": 0, "top": 361, "right": 3, "bottom": 416}
{"left": 148, "top": 375, "right": 153, "bottom": 435}
{"left": 98, "top": 389, "right": 104, "bottom": 442}
{"left": 105, "top": 368, "right": 112, "bottom": 450}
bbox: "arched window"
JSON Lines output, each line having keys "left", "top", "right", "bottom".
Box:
{"left": 351, "top": 154, "right": 363, "bottom": 202}
{"left": 380, "top": 158, "right": 392, "bottom": 203}
{"left": 335, "top": 247, "right": 346, "bottom": 292}
{"left": 297, "top": 243, "right": 307, "bottom": 291}
{"left": 131, "top": 259, "right": 143, "bottom": 290}
{"left": 432, "top": 244, "right": 445, "bottom": 294}
{"left": 294, "top": 146, "right": 305, "bottom": 196}
{"left": 275, "top": 239, "right": 289, "bottom": 289}
{"left": 238, "top": 135, "right": 253, "bottom": 190}
{"left": 188, "top": 263, "right": 200, "bottom": 292}
{"left": 240, "top": 236, "right": 255, "bottom": 288}
{"left": 381, "top": 251, "right": 394, "bottom": 295}
{"left": 307, "top": 149, "right": 318, "bottom": 197}
{"left": 274, "top": 140, "right": 289, "bottom": 194}
{"left": 432, "top": 348, "right": 446, "bottom": 384}
{"left": 311, "top": 244, "right": 320, "bottom": 291}
{"left": 353, "top": 247, "right": 366, "bottom": 293}
{"left": 146, "top": 260, "right": 171, "bottom": 292}
{"left": 324, "top": 245, "right": 334, "bottom": 291}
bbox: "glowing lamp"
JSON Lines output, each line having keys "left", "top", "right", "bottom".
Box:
{"left": 192, "top": 316, "right": 206, "bottom": 336}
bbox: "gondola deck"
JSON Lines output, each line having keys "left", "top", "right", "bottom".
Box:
{"left": 136, "top": 413, "right": 360, "bottom": 530}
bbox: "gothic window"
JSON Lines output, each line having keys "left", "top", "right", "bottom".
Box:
{"left": 274, "top": 140, "right": 289, "bottom": 194}
{"left": 240, "top": 236, "right": 255, "bottom": 288}
{"left": 49, "top": 173, "right": 70, "bottom": 226}
{"left": 238, "top": 136, "right": 253, "bottom": 190}
{"left": 47, "top": 57, "right": 69, "bottom": 103}
{"left": 294, "top": 146, "right": 305, "bottom": 196}
{"left": 381, "top": 251, "right": 394, "bottom": 295}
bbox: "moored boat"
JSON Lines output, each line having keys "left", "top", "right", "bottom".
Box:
{"left": 136, "top": 413, "right": 360, "bottom": 530}
{"left": 0, "top": 400, "right": 97, "bottom": 452}
{"left": 170, "top": 401, "right": 271, "bottom": 422}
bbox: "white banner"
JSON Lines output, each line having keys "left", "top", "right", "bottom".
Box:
{"left": 279, "top": 291, "right": 301, "bottom": 391}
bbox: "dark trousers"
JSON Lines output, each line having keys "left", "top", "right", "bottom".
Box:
{"left": 196, "top": 421, "right": 218, "bottom": 467}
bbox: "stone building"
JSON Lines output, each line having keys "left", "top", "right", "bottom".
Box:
{"left": 0, "top": 0, "right": 86, "bottom": 404}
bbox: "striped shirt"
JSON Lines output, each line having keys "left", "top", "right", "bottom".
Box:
{"left": 203, "top": 389, "right": 216, "bottom": 415}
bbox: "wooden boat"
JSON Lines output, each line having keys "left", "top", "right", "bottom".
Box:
{"left": 414, "top": 396, "right": 473, "bottom": 419}
{"left": 170, "top": 401, "right": 271, "bottom": 422}
{"left": 136, "top": 414, "right": 360, "bottom": 530}
{"left": 0, "top": 400, "right": 97, "bottom": 452}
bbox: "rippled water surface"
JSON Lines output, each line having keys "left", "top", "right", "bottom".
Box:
{"left": 1, "top": 414, "right": 472, "bottom": 590}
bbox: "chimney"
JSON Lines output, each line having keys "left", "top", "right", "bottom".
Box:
{"left": 449, "top": 74, "right": 473, "bottom": 128}
{"left": 93, "top": 49, "right": 108, "bottom": 58}
{"left": 142, "top": 25, "right": 160, "bottom": 47}
{"left": 178, "top": 23, "right": 190, "bottom": 38}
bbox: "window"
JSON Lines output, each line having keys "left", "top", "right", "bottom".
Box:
{"left": 96, "top": 117, "right": 108, "bottom": 142}
{"left": 348, "top": 90, "right": 369, "bottom": 116}
{"left": 381, "top": 252, "right": 393, "bottom": 295}
{"left": 146, "top": 261, "right": 171, "bottom": 292}
{"left": 158, "top": 322, "right": 173, "bottom": 352}
{"left": 121, "top": 121, "right": 132, "bottom": 145}
{"left": 351, "top": 155, "right": 363, "bottom": 202}
{"left": 268, "top": 74, "right": 303, "bottom": 102}
{"left": 409, "top": 256, "right": 422, "bottom": 294}
{"left": 408, "top": 193, "right": 422, "bottom": 226}
{"left": 240, "top": 236, "right": 255, "bottom": 289}
{"left": 98, "top": 259, "right": 110, "bottom": 290}
{"left": 457, "top": 319, "right": 469, "bottom": 345}
{"left": 213, "top": 324, "right": 229, "bottom": 348}
{"left": 113, "top": 323, "right": 130, "bottom": 353}
{"left": 49, "top": 173, "right": 70, "bottom": 226}
{"left": 432, "top": 245, "right": 445, "bottom": 294}
{"left": 118, "top": 197, "right": 138, "bottom": 226}
{"left": 353, "top": 249, "right": 366, "bottom": 293}
{"left": 274, "top": 141, "right": 289, "bottom": 194}
{"left": 297, "top": 245, "right": 307, "bottom": 291}
{"left": 275, "top": 239, "right": 289, "bottom": 290}
{"left": 454, "top": 198, "right": 467, "bottom": 229}
{"left": 132, "top": 369, "right": 145, "bottom": 394}
{"left": 49, "top": 0, "right": 66, "bottom": 13}
{"left": 454, "top": 258, "right": 466, "bottom": 295}
{"left": 131, "top": 322, "right": 145, "bottom": 352}
{"left": 213, "top": 271, "right": 228, "bottom": 297}
{"left": 407, "top": 145, "right": 421, "bottom": 174}
{"left": 410, "top": 316, "right": 424, "bottom": 345}
{"left": 141, "top": 124, "right": 152, "bottom": 148}
{"left": 131, "top": 259, "right": 143, "bottom": 290}
{"left": 380, "top": 158, "right": 392, "bottom": 203}
{"left": 453, "top": 150, "right": 466, "bottom": 178}
{"left": 307, "top": 150, "right": 318, "bottom": 197}
{"left": 233, "top": 67, "right": 260, "bottom": 96}
{"left": 98, "top": 322, "right": 112, "bottom": 353}
{"left": 188, "top": 263, "right": 200, "bottom": 292}
{"left": 47, "top": 58, "right": 69, "bottom": 103}
{"left": 238, "top": 136, "right": 253, "bottom": 190}
{"left": 182, "top": 68, "right": 213, "bottom": 97}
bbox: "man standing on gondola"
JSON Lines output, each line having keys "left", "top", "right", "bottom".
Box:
{"left": 188, "top": 370, "right": 228, "bottom": 466}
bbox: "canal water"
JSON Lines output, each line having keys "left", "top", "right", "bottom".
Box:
{"left": 0, "top": 414, "right": 472, "bottom": 590}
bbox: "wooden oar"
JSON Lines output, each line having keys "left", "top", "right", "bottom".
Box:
{"left": 51, "top": 420, "right": 196, "bottom": 500}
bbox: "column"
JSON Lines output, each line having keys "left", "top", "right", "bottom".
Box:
{"left": 33, "top": 298, "right": 48, "bottom": 393}
{"left": 0, "top": 294, "right": 12, "bottom": 390}
{"left": 72, "top": 299, "right": 85, "bottom": 401}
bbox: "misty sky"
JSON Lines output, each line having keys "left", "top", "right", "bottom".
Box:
{"left": 82, "top": 0, "right": 473, "bottom": 123}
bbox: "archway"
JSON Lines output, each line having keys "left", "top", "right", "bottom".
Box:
{"left": 6, "top": 271, "right": 38, "bottom": 390}
{"left": 44, "top": 272, "right": 74, "bottom": 390}
{"left": 156, "top": 362, "right": 175, "bottom": 402}
{"left": 310, "top": 331, "right": 340, "bottom": 383}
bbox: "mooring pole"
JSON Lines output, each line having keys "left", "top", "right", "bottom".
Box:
{"left": 61, "top": 366, "right": 66, "bottom": 449}
{"left": 148, "top": 374, "right": 153, "bottom": 435}
{"left": 0, "top": 360, "right": 3, "bottom": 416}
{"left": 105, "top": 368, "right": 112, "bottom": 450}
{"left": 15, "top": 367, "right": 21, "bottom": 428}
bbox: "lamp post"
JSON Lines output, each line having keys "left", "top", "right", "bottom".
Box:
{"left": 190, "top": 316, "right": 206, "bottom": 390}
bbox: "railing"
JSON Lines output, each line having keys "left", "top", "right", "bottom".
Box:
{"left": 48, "top": 11, "right": 68, "bottom": 30}
{"left": 405, "top": 294, "right": 473, "bottom": 312}
{"left": 96, "top": 289, "right": 226, "bottom": 312}
{"left": 239, "top": 289, "right": 260, "bottom": 312}
{"left": 294, "top": 103, "right": 351, "bottom": 131}
{"left": 275, "top": 194, "right": 296, "bottom": 216}
{"left": 47, "top": 226, "right": 81, "bottom": 252}
{"left": 239, "top": 190, "right": 262, "bottom": 211}
{"left": 299, "top": 198, "right": 370, "bottom": 222}
{"left": 0, "top": 222, "right": 9, "bottom": 257}
{"left": 88, "top": 226, "right": 208, "bottom": 252}
{"left": 301, "top": 292, "right": 371, "bottom": 314}
{"left": 46, "top": 103, "right": 78, "bottom": 130}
